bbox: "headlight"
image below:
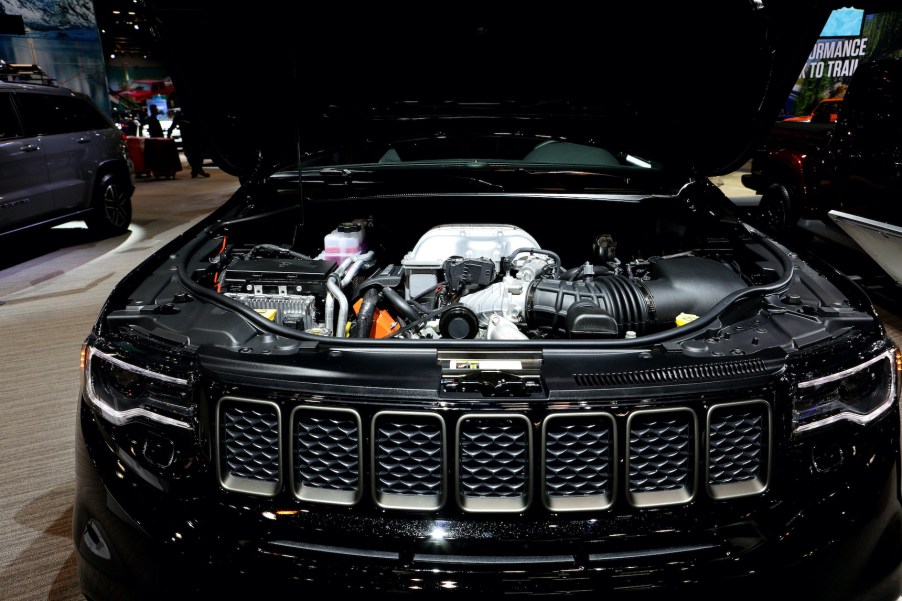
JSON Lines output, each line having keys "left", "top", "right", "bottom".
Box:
{"left": 82, "top": 342, "right": 194, "bottom": 430}
{"left": 793, "top": 348, "right": 899, "bottom": 434}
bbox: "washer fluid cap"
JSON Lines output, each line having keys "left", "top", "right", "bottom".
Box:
{"left": 675, "top": 312, "right": 700, "bottom": 326}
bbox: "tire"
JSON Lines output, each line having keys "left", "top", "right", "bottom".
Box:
{"left": 757, "top": 182, "right": 795, "bottom": 237}
{"left": 85, "top": 174, "right": 132, "bottom": 236}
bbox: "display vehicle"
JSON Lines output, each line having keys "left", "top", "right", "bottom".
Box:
{"left": 74, "top": 2, "right": 902, "bottom": 599}
{"left": 0, "top": 78, "right": 134, "bottom": 238}
{"left": 743, "top": 57, "right": 902, "bottom": 286}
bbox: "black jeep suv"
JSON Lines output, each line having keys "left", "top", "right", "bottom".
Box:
{"left": 73, "top": 2, "right": 902, "bottom": 599}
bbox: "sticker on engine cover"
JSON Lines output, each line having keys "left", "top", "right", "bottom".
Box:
{"left": 254, "top": 308, "right": 278, "bottom": 321}
{"left": 449, "top": 359, "right": 523, "bottom": 370}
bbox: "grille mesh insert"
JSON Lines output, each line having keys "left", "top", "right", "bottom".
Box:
{"left": 375, "top": 415, "right": 443, "bottom": 496}
{"left": 294, "top": 411, "right": 359, "bottom": 492}
{"left": 545, "top": 417, "right": 613, "bottom": 498}
{"left": 460, "top": 417, "right": 528, "bottom": 498}
{"left": 629, "top": 412, "right": 692, "bottom": 493}
{"left": 221, "top": 403, "right": 280, "bottom": 483}
{"left": 709, "top": 405, "right": 766, "bottom": 485}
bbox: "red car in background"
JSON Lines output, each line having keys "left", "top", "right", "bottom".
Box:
{"left": 783, "top": 97, "right": 843, "bottom": 123}
{"left": 116, "top": 78, "right": 175, "bottom": 106}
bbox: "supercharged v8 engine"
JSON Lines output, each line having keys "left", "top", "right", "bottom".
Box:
{"left": 209, "top": 222, "right": 750, "bottom": 341}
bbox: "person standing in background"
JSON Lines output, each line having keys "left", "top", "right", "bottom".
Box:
{"left": 145, "top": 104, "right": 164, "bottom": 138}
{"left": 167, "top": 105, "right": 209, "bottom": 178}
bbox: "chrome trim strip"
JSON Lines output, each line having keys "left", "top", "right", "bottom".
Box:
{"left": 794, "top": 350, "right": 897, "bottom": 433}
{"left": 270, "top": 540, "right": 399, "bottom": 560}
{"left": 87, "top": 396, "right": 193, "bottom": 430}
{"left": 589, "top": 542, "right": 719, "bottom": 562}
{"left": 412, "top": 553, "right": 574, "bottom": 565}
{"left": 84, "top": 347, "right": 192, "bottom": 430}
{"left": 798, "top": 349, "right": 893, "bottom": 388}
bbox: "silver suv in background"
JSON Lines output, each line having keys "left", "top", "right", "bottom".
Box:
{"left": 0, "top": 79, "right": 135, "bottom": 237}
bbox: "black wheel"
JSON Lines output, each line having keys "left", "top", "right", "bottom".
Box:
{"left": 757, "top": 182, "right": 795, "bottom": 237}
{"left": 85, "top": 174, "right": 132, "bottom": 236}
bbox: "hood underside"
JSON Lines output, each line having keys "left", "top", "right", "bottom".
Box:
{"left": 147, "top": 1, "right": 843, "bottom": 181}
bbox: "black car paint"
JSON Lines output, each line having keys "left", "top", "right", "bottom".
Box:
{"left": 73, "top": 1, "right": 902, "bottom": 599}
{"left": 74, "top": 175, "right": 902, "bottom": 598}
{"left": 75, "top": 382, "right": 902, "bottom": 598}
{"left": 141, "top": 2, "right": 835, "bottom": 181}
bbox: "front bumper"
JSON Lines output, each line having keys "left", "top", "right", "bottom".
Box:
{"left": 74, "top": 391, "right": 902, "bottom": 600}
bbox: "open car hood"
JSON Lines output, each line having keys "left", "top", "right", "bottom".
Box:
{"left": 147, "top": 1, "right": 846, "bottom": 182}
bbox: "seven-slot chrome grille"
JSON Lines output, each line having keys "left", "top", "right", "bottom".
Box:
{"left": 217, "top": 396, "right": 771, "bottom": 511}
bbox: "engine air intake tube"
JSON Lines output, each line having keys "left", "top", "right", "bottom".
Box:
{"left": 528, "top": 256, "right": 746, "bottom": 336}
{"left": 529, "top": 277, "right": 649, "bottom": 334}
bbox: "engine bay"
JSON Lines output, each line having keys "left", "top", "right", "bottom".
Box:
{"left": 201, "top": 218, "right": 761, "bottom": 341}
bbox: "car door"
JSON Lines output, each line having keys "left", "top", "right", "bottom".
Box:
{"left": 13, "top": 92, "right": 112, "bottom": 211}
{"left": 0, "top": 92, "right": 53, "bottom": 233}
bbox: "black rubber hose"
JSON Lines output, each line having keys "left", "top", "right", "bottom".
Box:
{"left": 561, "top": 266, "right": 582, "bottom": 281}
{"left": 355, "top": 288, "right": 380, "bottom": 338}
{"left": 381, "top": 286, "right": 421, "bottom": 322}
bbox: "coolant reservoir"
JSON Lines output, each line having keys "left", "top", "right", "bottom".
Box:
{"left": 323, "top": 222, "right": 366, "bottom": 262}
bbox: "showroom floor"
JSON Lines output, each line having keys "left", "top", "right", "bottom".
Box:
{"left": 0, "top": 159, "right": 239, "bottom": 600}
{"left": 0, "top": 161, "right": 899, "bottom": 600}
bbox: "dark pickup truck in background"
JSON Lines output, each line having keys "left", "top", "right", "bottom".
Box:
{"left": 742, "top": 56, "right": 902, "bottom": 285}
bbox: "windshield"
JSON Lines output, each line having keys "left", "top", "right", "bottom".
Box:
{"left": 289, "top": 134, "right": 662, "bottom": 173}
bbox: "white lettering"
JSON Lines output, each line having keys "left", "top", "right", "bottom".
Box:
{"left": 840, "top": 59, "right": 853, "bottom": 77}
{"left": 808, "top": 37, "right": 869, "bottom": 65}
{"left": 827, "top": 61, "right": 842, "bottom": 77}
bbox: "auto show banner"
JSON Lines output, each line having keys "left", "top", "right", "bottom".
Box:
{"left": 0, "top": 0, "right": 108, "bottom": 112}
{"left": 786, "top": 7, "right": 902, "bottom": 117}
